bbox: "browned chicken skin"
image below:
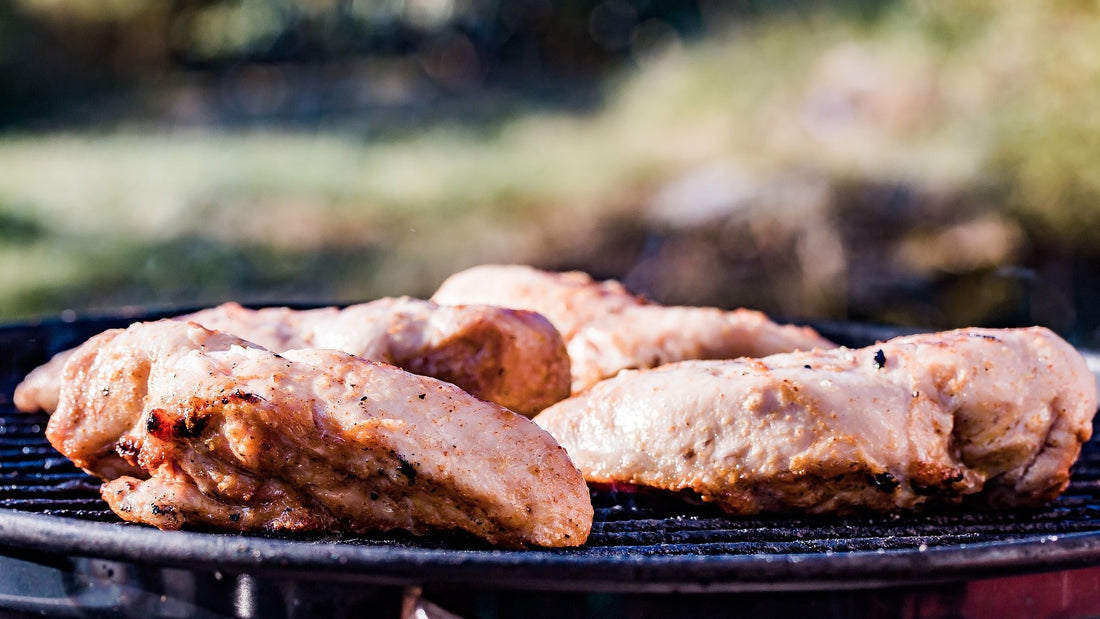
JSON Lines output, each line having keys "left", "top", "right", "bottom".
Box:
{"left": 431, "top": 264, "right": 834, "bottom": 392}
{"left": 49, "top": 320, "right": 592, "bottom": 547}
{"left": 16, "top": 297, "right": 571, "bottom": 417}
{"left": 534, "top": 327, "right": 1097, "bottom": 513}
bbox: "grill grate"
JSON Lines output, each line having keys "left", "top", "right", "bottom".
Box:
{"left": 4, "top": 404, "right": 1100, "bottom": 556}
{"left": 1, "top": 313, "right": 1100, "bottom": 589}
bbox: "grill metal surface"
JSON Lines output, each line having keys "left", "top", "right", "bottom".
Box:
{"left": 1, "top": 312, "right": 1100, "bottom": 593}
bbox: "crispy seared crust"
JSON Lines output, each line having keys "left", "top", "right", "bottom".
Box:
{"left": 535, "top": 327, "right": 1098, "bottom": 513}
{"left": 51, "top": 321, "right": 591, "bottom": 547}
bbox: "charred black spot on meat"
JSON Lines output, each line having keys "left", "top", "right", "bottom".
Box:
{"left": 220, "top": 390, "right": 263, "bottom": 406}
{"left": 147, "top": 403, "right": 214, "bottom": 442}
{"left": 145, "top": 408, "right": 173, "bottom": 441}
{"left": 397, "top": 456, "right": 417, "bottom": 484}
{"left": 418, "top": 393, "right": 426, "bottom": 400}
{"left": 178, "top": 413, "right": 208, "bottom": 439}
{"left": 911, "top": 481, "right": 939, "bottom": 496}
{"left": 869, "top": 471, "right": 900, "bottom": 492}
{"left": 873, "top": 349, "right": 887, "bottom": 370}
{"left": 229, "top": 513, "right": 241, "bottom": 522}
{"left": 150, "top": 503, "right": 176, "bottom": 516}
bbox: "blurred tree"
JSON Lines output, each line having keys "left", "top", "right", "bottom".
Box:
{"left": 0, "top": 0, "right": 718, "bottom": 126}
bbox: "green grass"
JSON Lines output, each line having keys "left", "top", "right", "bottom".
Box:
{"left": 1, "top": 0, "right": 1098, "bottom": 321}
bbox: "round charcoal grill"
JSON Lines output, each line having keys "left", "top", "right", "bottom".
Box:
{"left": 1, "top": 311, "right": 1100, "bottom": 618}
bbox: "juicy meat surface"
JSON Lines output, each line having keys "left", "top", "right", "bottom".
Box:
{"left": 17, "top": 297, "right": 571, "bottom": 417}
{"left": 431, "top": 264, "right": 835, "bottom": 392}
{"left": 434, "top": 265, "right": 645, "bottom": 341}
{"left": 534, "top": 327, "right": 1098, "bottom": 513}
{"left": 49, "top": 320, "right": 592, "bottom": 547}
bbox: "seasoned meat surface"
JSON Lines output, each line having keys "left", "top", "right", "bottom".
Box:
{"left": 45, "top": 323, "right": 253, "bottom": 480}
{"left": 186, "top": 298, "right": 571, "bottom": 416}
{"left": 17, "top": 297, "right": 571, "bottom": 417}
{"left": 431, "top": 264, "right": 834, "bottom": 392}
{"left": 534, "top": 327, "right": 1097, "bottom": 513}
{"left": 50, "top": 321, "right": 592, "bottom": 547}
{"left": 434, "top": 264, "right": 645, "bottom": 341}
{"left": 567, "top": 305, "right": 836, "bottom": 395}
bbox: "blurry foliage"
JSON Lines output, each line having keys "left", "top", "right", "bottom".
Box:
{"left": 0, "top": 0, "right": 710, "bottom": 124}
{"left": 1, "top": 0, "right": 1100, "bottom": 344}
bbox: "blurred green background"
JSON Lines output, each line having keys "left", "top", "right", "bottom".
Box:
{"left": 2, "top": 0, "right": 1099, "bottom": 344}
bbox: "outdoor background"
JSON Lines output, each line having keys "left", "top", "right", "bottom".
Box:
{"left": 2, "top": 0, "right": 1099, "bottom": 345}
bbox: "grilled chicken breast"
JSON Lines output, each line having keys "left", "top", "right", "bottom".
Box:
{"left": 534, "top": 327, "right": 1097, "bottom": 513}
{"left": 431, "top": 264, "right": 834, "bottom": 392}
{"left": 49, "top": 320, "right": 592, "bottom": 547}
{"left": 17, "top": 297, "right": 571, "bottom": 417}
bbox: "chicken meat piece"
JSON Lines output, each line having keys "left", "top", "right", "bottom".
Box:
{"left": 566, "top": 305, "right": 836, "bottom": 395}
{"left": 534, "top": 327, "right": 1097, "bottom": 513}
{"left": 431, "top": 264, "right": 834, "bottom": 392}
{"left": 434, "top": 264, "right": 645, "bottom": 341}
{"left": 49, "top": 320, "right": 592, "bottom": 548}
{"left": 17, "top": 297, "right": 571, "bottom": 417}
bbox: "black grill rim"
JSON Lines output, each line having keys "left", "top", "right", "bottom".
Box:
{"left": 2, "top": 309, "right": 1100, "bottom": 593}
{"left": 0, "top": 508, "right": 1099, "bottom": 593}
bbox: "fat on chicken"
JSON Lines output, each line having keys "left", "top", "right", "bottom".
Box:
{"left": 16, "top": 297, "right": 571, "bottom": 417}
{"left": 431, "top": 264, "right": 835, "bottom": 392}
{"left": 534, "top": 327, "right": 1097, "bottom": 513}
{"left": 48, "top": 320, "right": 592, "bottom": 548}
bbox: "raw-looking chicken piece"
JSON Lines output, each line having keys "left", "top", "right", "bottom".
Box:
{"left": 48, "top": 320, "right": 592, "bottom": 548}
{"left": 431, "top": 264, "right": 835, "bottom": 392}
{"left": 16, "top": 297, "right": 571, "bottom": 417}
{"left": 534, "top": 327, "right": 1097, "bottom": 514}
